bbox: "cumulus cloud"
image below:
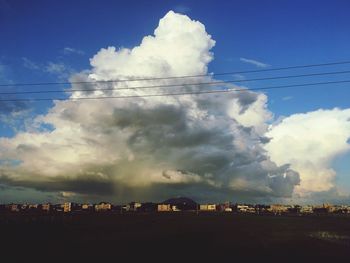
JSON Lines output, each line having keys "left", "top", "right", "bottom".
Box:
{"left": 0, "top": 11, "right": 300, "bottom": 202}
{"left": 240, "top": 57, "right": 270, "bottom": 68}
{"left": 265, "top": 108, "right": 350, "bottom": 195}
{"left": 88, "top": 11, "right": 215, "bottom": 81}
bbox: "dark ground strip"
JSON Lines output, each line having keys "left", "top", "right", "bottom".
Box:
{"left": 0, "top": 213, "right": 349, "bottom": 262}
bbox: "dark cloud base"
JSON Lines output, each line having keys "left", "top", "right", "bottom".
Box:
{"left": 0, "top": 172, "right": 298, "bottom": 204}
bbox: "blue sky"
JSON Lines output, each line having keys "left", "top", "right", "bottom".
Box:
{"left": 0, "top": 0, "right": 350, "bottom": 202}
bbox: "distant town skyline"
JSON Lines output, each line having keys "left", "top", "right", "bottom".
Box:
{"left": 2, "top": 196, "right": 350, "bottom": 215}
{"left": 0, "top": 1, "right": 350, "bottom": 204}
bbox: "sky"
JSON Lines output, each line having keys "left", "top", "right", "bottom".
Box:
{"left": 0, "top": 0, "right": 350, "bottom": 204}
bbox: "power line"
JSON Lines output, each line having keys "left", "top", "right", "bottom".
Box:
{"left": 1, "top": 69, "right": 350, "bottom": 95}
{"left": 1, "top": 79, "right": 349, "bottom": 102}
{"left": 1, "top": 60, "right": 350, "bottom": 87}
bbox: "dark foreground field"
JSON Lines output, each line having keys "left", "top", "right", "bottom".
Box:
{"left": 1, "top": 213, "right": 350, "bottom": 262}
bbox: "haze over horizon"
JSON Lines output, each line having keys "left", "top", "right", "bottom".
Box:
{"left": 0, "top": 1, "right": 350, "bottom": 204}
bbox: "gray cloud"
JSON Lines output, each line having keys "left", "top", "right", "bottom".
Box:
{"left": 236, "top": 91, "right": 259, "bottom": 114}
{"left": 0, "top": 90, "right": 300, "bottom": 202}
{"left": 0, "top": 170, "right": 114, "bottom": 196}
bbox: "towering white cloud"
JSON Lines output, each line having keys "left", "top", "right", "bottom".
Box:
{"left": 88, "top": 10, "right": 215, "bottom": 82}
{"left": 265, "top": 108, "right": 350, "bottom": 195}
{"left": 0, "top": 11, "right": 300, "bottom": 202}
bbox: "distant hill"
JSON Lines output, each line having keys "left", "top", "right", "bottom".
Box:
{"left": 162, "top": 197, "right": 198, "bottom": 210}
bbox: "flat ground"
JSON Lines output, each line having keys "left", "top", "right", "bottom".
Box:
{"left": 1, "top": 213, "right": 349, "bottom": 262}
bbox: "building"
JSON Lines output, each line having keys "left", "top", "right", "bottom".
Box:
{"left": 28, "top": 204, "right": 39, "bottom": 210}
{"left": 125, "top": 202, "right": 142, "bottom": 212}
{"left": 9, "top": 204, "right": 19, "bottom": 212}
{"left": 300, "top": 205, "right": 313, "bottom": 214}
{"left": 287, "top": 205, "right": 301, "bottom": 214}
{"left": 215, "top": 202, "right": 233, "bottom": 212}
{"left": 268, "top": 204, "right": 289, "bottom": 214}
{"left": 172, "top": 205, "right": 180, "bottom": 211}
{"left": 81, "top": 204, "right": 93, "bottom": 211}
{"left": 133, "top": 202, "right": 142, "bottom": 210}
{"left": 157, "top": 204, "right": 171, "bottom": 212}
{"left": 41, "top": 203, "right": 51, "bottom": 212}
{"left": 237, "top": 205, "right": 255, "bottom": 213}
{"left": 336, "top": 205, "right": 350, "bottom": 214}
{"left": 63, "top": 202, "right": 71, "bottom": 213}
{"left": 94, "top": 202, "right": 112, "bottom": 212}
{"left": 199, "top": 204, "right": 216, "bottom": 211}
{"left": 223, "top": 201, "right": 232, "bottom": 212}
{"left": 255, "top": 204, "right": 270, "bottom": 214}
{"left": 82, "top": 204, "right": 90, "bottom": 210}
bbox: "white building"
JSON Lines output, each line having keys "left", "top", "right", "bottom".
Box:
{"left": 28, "top": 204, "right": 39, "bottom": 209}
{"left": 268, "top": 204, "right": 289, "bottom": 214}
{"left": 63, "top": 202, "right": 71, "bottom": 213}
{"left": 82, "top": 204, "right": 93, "bottom": 210}
{"left": 199, "top": 204, "right": 216, "bottom": 211}
{"left": 157, "top": 204, "right": 171, "bottom": 212}
{"left": 237, "top": 205, "right": 255, "bottom": 213}
{"left": 94, "top": 202, "right": 112, "bottom": 212}
{"left": 300, "top": 205, "right": 313, "bottom": 214}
